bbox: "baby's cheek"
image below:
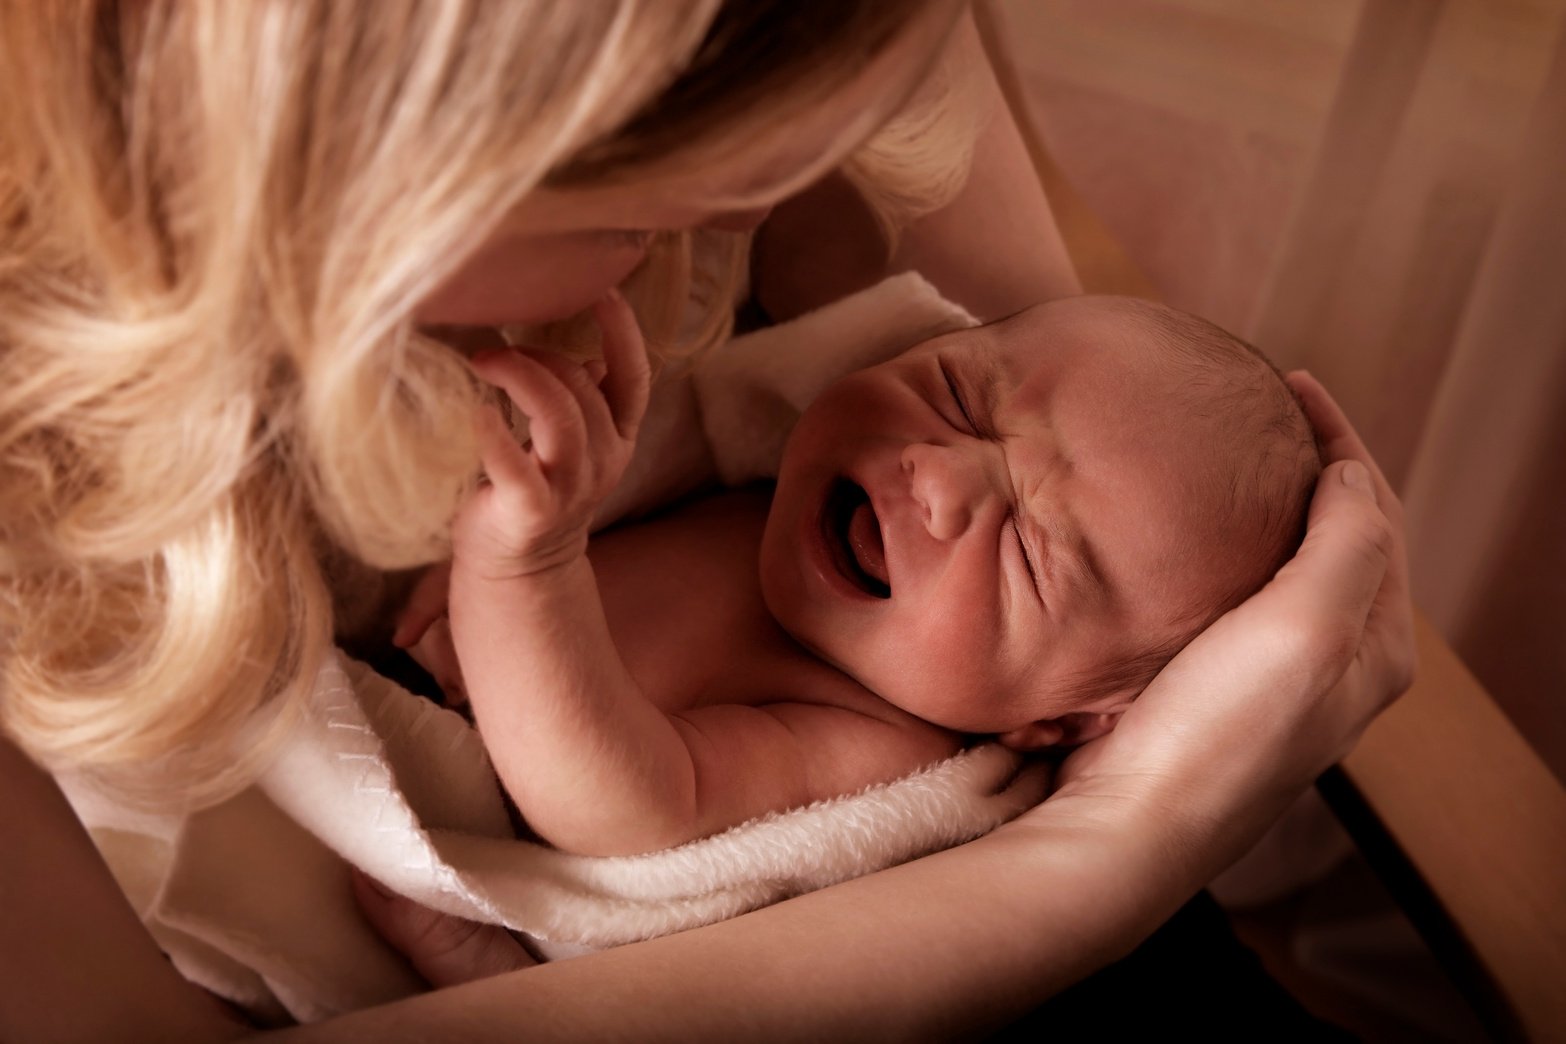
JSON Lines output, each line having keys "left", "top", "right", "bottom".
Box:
{"left": 881, "top": 622, "right": 1001, "bottom": 728}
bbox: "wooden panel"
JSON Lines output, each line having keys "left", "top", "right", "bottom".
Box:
{"left": 1338, "top": 613, "right": 1566, "bottom": 1043}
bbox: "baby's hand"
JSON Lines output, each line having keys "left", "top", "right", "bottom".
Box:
{"left": 452, "top": 291, "right": 650, "bottom": 578}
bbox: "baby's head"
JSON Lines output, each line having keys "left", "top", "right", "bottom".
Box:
{"left": 759, "top": 296, "right": 1320, "bottom": 748}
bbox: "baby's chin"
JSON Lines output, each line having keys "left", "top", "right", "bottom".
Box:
{"left": 846, "top": 667, "right": 1013, "bottom": 734}
{"left": 757, "top": 591, "right": 892, "bottom": 705}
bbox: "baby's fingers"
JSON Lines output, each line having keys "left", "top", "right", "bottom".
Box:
{"left": 593, "top": 290, "right": 651, "bottom": 441}
{"left": 393, "top": 561, "right": 453, "bottom": 649}
{"left": 471, "top": 349, "right": 586, "bottom": 473}
{"left": 473, "top": 402, "right": 546, "bottom": 499}
{"left": 514, "top": 348, "right": 620, "bottom": 454}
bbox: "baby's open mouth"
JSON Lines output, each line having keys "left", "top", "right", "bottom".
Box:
{"left": 823, "top": 479, "right": 890, "bottom": 599}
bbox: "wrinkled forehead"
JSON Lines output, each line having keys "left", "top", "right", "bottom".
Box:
{"left": 1000, "top": 296, "right": 1162, "bottom": 364}
{"left": 957, "top": 299, "right": 1166, "bottom": 413}
{"left": 984, "top": 300, "right": 1250, "bottom": 517}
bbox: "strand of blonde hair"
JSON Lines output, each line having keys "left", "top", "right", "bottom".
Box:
{"left": 0, "top": 0, "right": 976, "bottom": 809}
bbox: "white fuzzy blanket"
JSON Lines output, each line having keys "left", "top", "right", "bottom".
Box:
{"left": 59, "top": 275, "right": 1047, "bottom": 1023}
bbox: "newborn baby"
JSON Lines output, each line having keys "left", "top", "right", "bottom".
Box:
{"left": 405, "top": 295, "right": 1321, "bottom": 857}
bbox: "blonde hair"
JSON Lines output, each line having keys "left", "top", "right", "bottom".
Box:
{"left": 0, "top": 0, "right": 976, "bottom": 807}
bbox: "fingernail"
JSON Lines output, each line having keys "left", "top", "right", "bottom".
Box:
{"left": 1341, "top": 460, "right": 1370, "bottom": 491}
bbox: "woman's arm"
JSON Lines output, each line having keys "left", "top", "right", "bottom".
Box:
{"left": 295, "top": 805, "right": 1188, "bottom": 1043}
{"left": 752, "top": 9, "right": 1081, "bottom": 325}
{"left": 0, "top": 736, "right": 249, "bottom": 1043}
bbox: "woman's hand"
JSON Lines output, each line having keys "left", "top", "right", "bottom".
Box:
{"left": 1043, "top": 373, "right": 1414, "bottom": 867}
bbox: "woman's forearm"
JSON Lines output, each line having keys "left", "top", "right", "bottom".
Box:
{"left": 0, "top": 736, "right": 249, "bottom": 1043}
{"left": 2, "top": 724, "right": 1157, "bottom": 1044}
{"left": 752, "top": 9, "right": 1081, "bottom": 325}
{"left": 276, "top": 796, "right": 1197, "bottom": 1043}
{"left": 877, "top": 10, "right": 1082, "bottom": 316}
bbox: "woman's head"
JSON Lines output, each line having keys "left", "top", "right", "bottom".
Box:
{"left": 0, "top": 0, "right": 971, "bottom": 804}
{"left": 417, "top": 0, "right": 970, "bottom": 329}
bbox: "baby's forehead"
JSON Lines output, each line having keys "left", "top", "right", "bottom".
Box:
{"left": 937, "top": 300, "right": 1155, "bottom": 402}
{"left": 970, "top": 303, "right": 1243, "bottom": 463}
{"left": 991, "top": 298, "right": 1157, "bottom": 361}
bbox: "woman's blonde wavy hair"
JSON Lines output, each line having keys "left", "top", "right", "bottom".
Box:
{"left": 0, "top": 0, "right": 978, "bottom": 808}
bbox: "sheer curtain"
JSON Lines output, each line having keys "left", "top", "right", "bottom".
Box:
{"left": 997, "top": 0, "right": 1566, "bottom": 777}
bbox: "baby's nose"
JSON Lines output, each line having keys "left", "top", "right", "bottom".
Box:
{"left": 901, "top": 442, "right": 987, "bottom": 541}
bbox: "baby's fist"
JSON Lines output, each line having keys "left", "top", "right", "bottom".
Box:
{"left": 454, "top": 292, "right": 650, "bottom": 577}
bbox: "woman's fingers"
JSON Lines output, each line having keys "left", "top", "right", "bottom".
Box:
{"left": 1051, "top": 375, "right": 1416, "bottom": 867}
{"left": 1286, "top": 371, "right": 1415, "bottom": 701}
{"left": 350, "top": 872, "right": 534, "bottom": 987}
{"left": 1288, "top": 372, "right": 1399, "bottom": 512}
{"left": 1270, "top": 461, "right": 1392, "bottom": 660}
{"left": 593, "top": 289, "right": 652, "bottom": 441}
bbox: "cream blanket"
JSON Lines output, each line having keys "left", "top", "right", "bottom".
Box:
{"left": 59, "top": 275, "right": 1048, "bottom": 1024}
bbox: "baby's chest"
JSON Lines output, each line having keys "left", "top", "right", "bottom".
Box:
{"left": 589, "top": 491, "right": 870, "bottom": 715}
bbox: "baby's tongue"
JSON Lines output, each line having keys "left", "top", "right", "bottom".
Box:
{"left": 847, "top": 501, "right": 888, "bottom": 588}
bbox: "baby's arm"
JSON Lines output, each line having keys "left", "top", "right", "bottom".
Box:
{"left": 450, "top": 295, "right": 954, "bottom": 857}
{"left": 449, "top": 293, "right": 686, "bottom": 857}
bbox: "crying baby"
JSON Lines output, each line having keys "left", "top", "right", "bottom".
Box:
{"left": 403, "top": 295, "right": 1321, "bottom": 857}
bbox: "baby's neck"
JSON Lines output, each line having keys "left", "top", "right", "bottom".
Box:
{"left": 588, "top": 487, "right": 872, "bottom": 714}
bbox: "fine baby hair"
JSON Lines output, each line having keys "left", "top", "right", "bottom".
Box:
{"left": 1069, "top": 298, "right": 1323, "bottom": 704}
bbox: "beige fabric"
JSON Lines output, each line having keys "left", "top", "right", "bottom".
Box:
{"left": 998, "top": 0, "right": 1566, "bottom": 776}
